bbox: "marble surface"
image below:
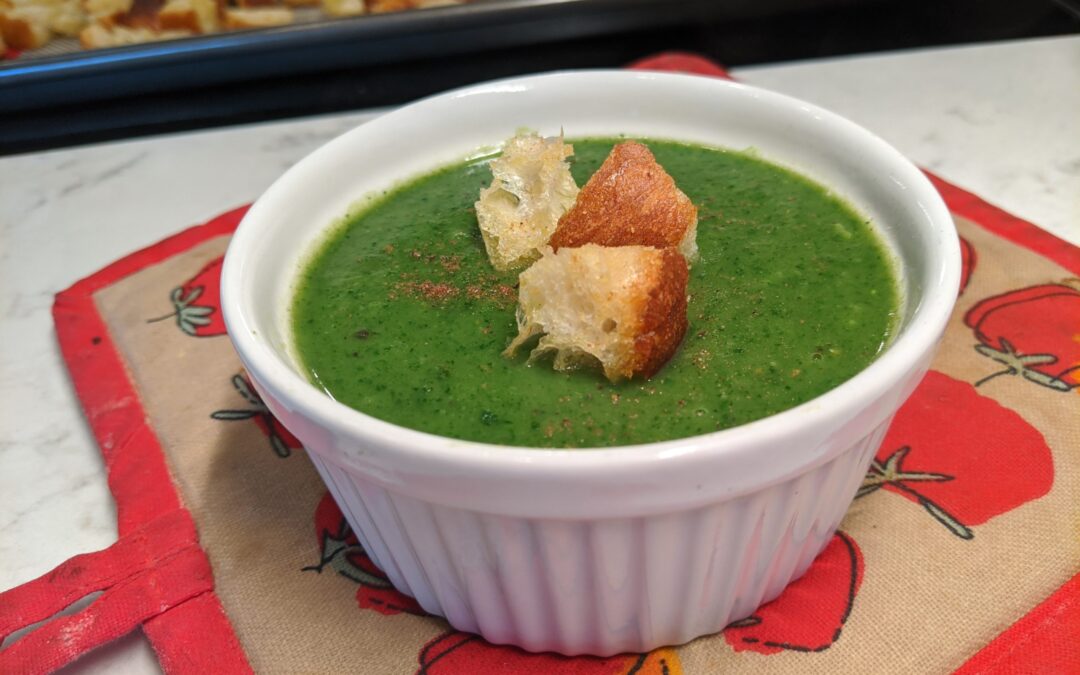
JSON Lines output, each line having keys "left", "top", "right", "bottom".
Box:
{"left": 1, "top": 34, "right": 1077, "bottom": 673}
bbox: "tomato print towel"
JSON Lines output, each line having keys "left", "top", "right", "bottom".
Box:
{"left": 2, "top": 55, "right": 1079, "bottom": 675}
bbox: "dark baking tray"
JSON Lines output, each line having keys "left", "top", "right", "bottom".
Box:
{"left": 0, "top": 0, "right": 750, "bottom": 112}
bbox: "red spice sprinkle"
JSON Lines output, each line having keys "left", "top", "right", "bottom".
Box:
{"left": 464, "top": 283, "right": 517, "bottom": 306}
{"left": 397, "top": 280, "right": 460, "bottom": 302}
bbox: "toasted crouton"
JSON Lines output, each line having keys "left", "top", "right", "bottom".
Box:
{"left": 79, "top": 22, "right": 190, "bottom": 47}
{"left": 49, "top": 0, "right": 88, "bottom": 36}
{"left": 549, "top": 141, "right": 699, "bottom": 263}
{"left": 366, "top": 0, "right": 410, "bottom": 12}
{"left": 505, "top": 244, "right": 688, "bottom": 381}
{"left": 116, "top": 0, "right": 165, "bottom": 27}
{"left": 369, "top": 0, "right": 461, "bottom": 10}
{"left": 0, "top": 6, "right": 52, "bottom": 49}
{"left": 82, "top": 0, "right": 132, "bottom": 21}
{"left": 223, "top": 6, "right": 291, "bottom": 28}
{"left": 321, "top": 0, "right": 362, "bottom": 15}
{"left": 159, "top": 0, "right": 218, "bottom": 32}
{"left": 475, "top": 131, "right": 580, "bottom": 271}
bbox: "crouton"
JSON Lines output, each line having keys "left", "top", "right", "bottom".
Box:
{"left": 549, "top": 141, "right": 698, "bottom": 263}
{"left": 0, "top": 6, "right": 52, "bottom": 49}
{"left": 475, "top": 131, "right": 580, "bottom": 271}
{"left": 116, "top": 0, "right": 166, "bottom": 27}
{"left": 505, "top": 244, "right": 688, "bottom": 381}
{"left": 79, "top": 22, "right": 189, "bottom": 47}
{"left": 366, "top": 0, "right": 410, "bottom": 12}
{"left": 223, "top": 5, "right": 291, "bottom": 28}
{"left": 320, "top": 0, "right": 362, "bottom": 15}
{"left": 159, "top": 0, "right": 217, "bottom": 32}
{"left": 49, "top": 0, "right": 88, "bottom": 36}
{"left": 82, "top": 0, "right": 132, "bottom": 21}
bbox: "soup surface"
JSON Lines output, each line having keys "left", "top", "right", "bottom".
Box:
{"left": 292, "top": 138, "right": 899, "bottom": 448}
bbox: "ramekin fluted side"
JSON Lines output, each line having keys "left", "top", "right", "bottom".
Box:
{"left": 305, "top": 418, "right": 889, "bottom": 656}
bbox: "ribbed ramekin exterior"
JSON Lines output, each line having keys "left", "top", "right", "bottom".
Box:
{"left": 305, "top": 418, "right": 889, "bottom": 656}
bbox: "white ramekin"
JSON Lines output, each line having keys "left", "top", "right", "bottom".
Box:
{"left": 221, "top": 71, "right": 959, "bottom": 656}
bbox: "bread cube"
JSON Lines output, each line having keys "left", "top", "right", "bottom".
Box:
{"left": 475, "top": 131, "right": 580, "bottom": 271}
{"left": 550, "top": 141, "right": 698, "bottom": 263}
{"left": 505, "top": 244, "right": 689, "bottom": 381}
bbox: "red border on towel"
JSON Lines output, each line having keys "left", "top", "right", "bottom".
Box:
{"left": 45, "top": 207, "right": 252, "bottom": 674}
{"left": 954, "top": 572, "right": 1080, "bottom": 675}
{"left": 2, "top": 54, "right": 1074, "bottom": 673}
{"left": 925, "top": 173, "right": 1080, "bottom": 275}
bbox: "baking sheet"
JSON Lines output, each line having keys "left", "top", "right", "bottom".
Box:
{"left": 0, "top": 0, "right": 730, "bottom": 112}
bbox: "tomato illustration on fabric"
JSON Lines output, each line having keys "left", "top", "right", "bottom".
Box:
{"left": 959, "top": 236, "right": 975, "bottom": 295}
{"left": 723, "top": 531, "right": 863, "bottom": 654}
{"left": 307, "top": 493, "right": 683, "bottom": 672}
{"left": 416, "top": 632, "right": 680, "bottom": 675}
{"left": 857, "top": 370, "right": 1054, "bottom": 539}
{"left": 211, "top": 373, "right": 301, "bottom": 458}
{"left": 964, "top": 281, "right": 1080, "bottom": 391}
{"left": 305, "top": 492, "right": 424, "bottom": 616}
{"left": 147, "top": 256, "right": 226, "bottom": 336}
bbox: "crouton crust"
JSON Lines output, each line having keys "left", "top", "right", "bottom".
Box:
{"left": 78, "top": 21, "right": 190, "bottom": 46}
{"left": 320, "top": 0, "right": 363, "bottom": 16}
{"left": 506, "top": 244, "right": 688, "bottom": 381}
{"left": 0, "top": 8, "right": 52, "bottom": 49}
{"left": 82, "top": 0, "right": 134, "bottom": 21}
{"left": 159, "top": 0, "right": 218, "bottom": 33}
{"left": 631, "top": 247, "right": 689, "bottom": 378}
{"left": 549, "top": 141, "right": 698, "bottom": 261}
{"left": 223, "top": 6, "right": 292, "bottom": 28}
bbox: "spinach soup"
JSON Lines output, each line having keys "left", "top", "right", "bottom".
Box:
{"left": 291, "top": 139, "right": 899, "bottom": 448}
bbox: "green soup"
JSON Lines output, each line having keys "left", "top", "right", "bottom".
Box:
{"left": 291, "top": 139, "right": 899, "bottom": 448}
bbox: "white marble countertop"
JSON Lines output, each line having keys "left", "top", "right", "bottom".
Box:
{"left": 2, "top": 34, "right": 1078, "bottom": 673}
